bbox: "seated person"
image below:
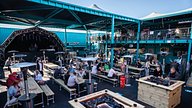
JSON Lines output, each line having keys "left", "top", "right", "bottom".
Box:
{"left": 121, "top": 60, "right": 126, "bottom": 72}
{"left": 67, "top": 72, "right": 78, "bottom": 87}
{"left": 69, "top": 65, "right": 75, "bottom": 73}
{"left": 103, "top": 55, "right": 108, "bottom": 62}
{"left": 136, "top": 59, "right": 142, "bottom": 68}
{"left": 83, "top": 61, "right": 88, "bottom": 70}
{"left": 91, "top": 64, "right": 98, "bottom": 74}
{"left": 104, "top": 63, "right": 110, "bottom": 71}
{"left": 107, "top": 68, "right": 117, "bottom": 78}
{"left": 78, "top": 68, "right": 86, "bottom": 79}
{"left": 97, "top": 62, "right": 104, "bottom": 73}
{"left": 167, "top": 66, "right": 180, "bottom": 80}
{"left": 67, "top": 72, "right": 78, "bottom": 93}
{"left": 154, "top": 66, "right": 162, "bottom": 77}
{"left": 34, "top": 70, "right": 45, "bottom": 84}
{"left": 8, "top": 82, "right": 21, "bottom": 99}
{"left": 64, "top": 71, "right": 70, "bottom": 85}
{"left": 113, "top": 56, "right": 118, "bottom": 64}
{"left": 6, "top": 72, "right": 21, "bottom": 88}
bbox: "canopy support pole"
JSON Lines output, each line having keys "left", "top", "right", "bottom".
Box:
{"left": 136, "top": 21, "right": 141, "bottom": 60}
{"left": 105, "top": 31, "right": 108, "bottom": 60}
{"left": 86, "top": 30, "right": 89, "bottom": 50}
{"left": 64, "top": 27, "right": 67, "bottom": 47}
{"left": 187, "top": 23, "right": 192, "bottom": 76}
{"left": 110, "top": 16, "right": 115, "bottom": 68}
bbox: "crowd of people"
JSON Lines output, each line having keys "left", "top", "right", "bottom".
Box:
{"left": 3, "top": 49, "right": 189, "bottom": 107}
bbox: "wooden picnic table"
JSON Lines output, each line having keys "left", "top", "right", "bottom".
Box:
{"left": 44, "top": 62, "right": 60, "bottom": 70}
{"left": 20, "top": 77, "right": 44, "bottom": 107}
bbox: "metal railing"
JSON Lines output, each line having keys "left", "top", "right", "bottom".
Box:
{"left": 90, "top": 27, "right": 191, "bottom": 42}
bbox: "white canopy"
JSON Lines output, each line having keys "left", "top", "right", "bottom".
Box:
{"left": 81, "top": 57, "right": 98, "bottom": 61}
{"left": 144, "top": 53, "right": 154, "bottom": 56}
{"left": 122, "top": 55, "right": 133, "bottom": 58}
{"left": 10, "top": 62, "right": 36, "bottom": 68}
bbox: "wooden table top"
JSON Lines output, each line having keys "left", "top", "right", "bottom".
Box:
{"left": 0, "top": 85, "right": 7, "bottom": 93}
{"left": 103, "top": 70, "right": 124, "bottom": 76}
{"left": 128, "top": 66, "right": 145, "bottom": 71}
{"left": 21, "top": 77, "right": 43, "bottom": 95}
{"left": 44, "top": 62, "right": 67, "bottom": 70}
{"left": 44, "top": 63, "right": 59, "bottom": 69}
{"left": 76, "top": 77, "right": 85, "bottom": 84}
{"left": 69, "top": 89, "right": 145, "bottom": 108}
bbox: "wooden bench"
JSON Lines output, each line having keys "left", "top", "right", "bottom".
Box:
{"left": 40, "top": 84, "right": 55, "bottom": 106}
{"left": 28, "top": 69, "right": 34, "bottom": 76}
{"left": 51, "top": 77, "right": 76, "bottom": 99}
{"left": 92, "top": 73, "right": 118, "bottom": 87}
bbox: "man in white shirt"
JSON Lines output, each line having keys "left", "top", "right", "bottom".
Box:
{"left": 67, "top": 72, "right": 77, "bottom": 87}
{"left": 67, "top": 72, "right": 79, "bottom": 94}
{"left": 107, "top": 68, "right": 117, "bottom": 78}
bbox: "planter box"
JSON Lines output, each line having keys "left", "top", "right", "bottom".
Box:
{"left": 137, "top": 76, "right": 184, "bottom": 108}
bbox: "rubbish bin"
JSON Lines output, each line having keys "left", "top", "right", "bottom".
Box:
{"left": 120, "top": 76, "right": 126, "bottom": 88}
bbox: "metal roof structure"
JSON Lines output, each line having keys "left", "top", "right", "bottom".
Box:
{"left": 141, "top": 8, "right": 192, "bottom": 21}
{"left": 124, "top": 8, "right": 192, "bottom": 30}
{"left": 0, "top": 0, "right": 140, "bottom": 31}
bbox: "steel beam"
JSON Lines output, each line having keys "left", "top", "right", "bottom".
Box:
{"left": 110, "top": 16, "right": 115, "bottom": 68}
{"left": 35, "top": 8, "right": 64, "bottom": 26}
{"left": 1, "top": 6, "right": 57, "bottom": 13}
{"left": 66, "top": 17, "right": 107, "bottom": 29}
{"left": 0, "top": 15, "right": 32, "bottom": 25}
{"left": 3, "top": 12, "right": 80, "bottom": 25}
{"left": 68, "top": 10, "right": 87, "bottom": 30}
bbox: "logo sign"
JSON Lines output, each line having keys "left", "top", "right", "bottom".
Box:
{"left": 68, "top": 42, "right": 80, "bottom": 45}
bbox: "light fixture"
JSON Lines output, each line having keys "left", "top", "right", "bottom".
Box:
{"left": 178, "top": 20, "right": 192, "bottom": 24}
{"left": 35, "top": 20, "right": 40, "bottom": 24}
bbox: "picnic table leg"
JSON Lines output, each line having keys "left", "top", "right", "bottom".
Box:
{"left": 52, "top": 95, "right": 55, "bottom": 103}
{"left": 47, "top": 96, "right": 49, "bottom": 106}
{"left": 41, "top": 93, "right": 44, "bottom": 107}
{"left": 70, "top": 92, "right": 72, "bottom": 99}
{"left": 78, "top": 84, "right": 80, "bottom": 97}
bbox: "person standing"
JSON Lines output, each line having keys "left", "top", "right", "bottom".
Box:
{"left": 5, "top": 57, "right": 12, "bottom": 73}
{"left": 145, "top": 59, "right": 150, "bottom": 76}
{"left": 37, "top": 58, "right": 44, "bottom": 76}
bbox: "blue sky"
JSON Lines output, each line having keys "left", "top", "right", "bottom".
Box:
{"left": 57, "top": 0, "right": 192, "bottom": 18}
